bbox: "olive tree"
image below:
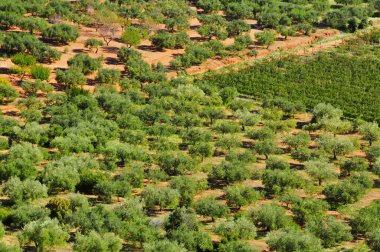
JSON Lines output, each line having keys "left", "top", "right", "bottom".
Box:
{"left": 84, "top": 38, "right": 104, "bottom": 53}
{"left": 19, "top": 218, "right": 69, "bottom": 252}
{"left": 267, "top": 229, "right": 323, "bottom": 252}
{"left": 306, "top": 216, "right": 352, "bottom": 248}
{"left": 317, "top": 134, "right": 355, "bottom": 159}
{"left": 251, "top": 203, "right": 293, "bottom": 231}
{"left": 0, "top": 78, "right": 18, "bottom": 103}
{"left": 42, "top": 24, "right": 79, "bottom": 44}
{"left": 359, "top": 122, "right": 380, "bottom": 146}
{"left": 255, "top": 30, "right": 277, "bottom": 49}
{"left": 74, "top": 231, "right": 122, "bottom": 252}
{"left": 3, "top": 177, "right": 48, "bottom": 203}
{"left": 214, "top": 217, "right": 257, "bottom": 241}
{"left": 225, "top": 185, "right": 261, "bottom": 209}
{"left": 194, "top": 197, "right": 230, "bottom": 221}
{"left": 121, "top": 26, "right": 141, "bottom": 48}
{"left": 304, "top": 159, "right": 337, "bottom": 185}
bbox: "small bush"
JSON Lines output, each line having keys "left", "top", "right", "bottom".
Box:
{"left": 31, "top": 65, "right": 50, "bottom": 81}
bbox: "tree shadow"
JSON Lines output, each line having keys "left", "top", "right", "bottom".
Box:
{"left": 103, "top": 46, "right": 119, "bottom": 54}
{"left": 191, "top": 36, "right": 207, "bottom": 43}
{"left": 73, "top": 48, "right": 85, "bottom": 53}
{"left": 0, "top": 67, "right": 9, "bottom": 74}
{"left": 137, "top": 45, "right": 161, "bottom": 52}
{"left": 105, "top": 57, "right": 120, "bottom": 65}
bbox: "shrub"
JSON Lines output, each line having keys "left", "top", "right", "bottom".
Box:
{"left": 19, "top": 218, "right": 69, "bottom": 252}
{"left": 351, "top": 200, "right": 380, "bottom": 235}
{"left": 67, "top": 53, "right": 102, "bottom": 75}
{"left": 11, "top": 53, "right": 36, "bottom": 67}
{"left": 267, "top": 228, "right": 323, "bottom": 252}
{"left": 56, "top": 68, "right": 86, "bottom": 89}
{"left": 2, "top": 32, "right": 61, "bottom": 62}
{"left": 117, "top": 47, "right": 142, "bottom": 63}
{"left": 305, "top": 159, "right": 337, "bottom": 185}
{"left": 74, "top": 231, "right": 122, "bottom": 252}
{"left": 367, "top": 229, "right": 380, "bottom": 251}
{"left": 255, "top": 30, "right": 276, "bottom": 49}
{"left": 218, "top": 241, "right": 259, "bottom": 252}
{"left": 251, "top": 203, "right": 293, "bottom": 231}
{"left": 97, "top": 68, "right": 121, "bottom": 85}
{"left": 306, "top": 216, "right": 352, "bottom": 248}
{"left": 84, "top": 38, "right": 104, "bottom": 53}
{"left": 266, "top": 156, "right": 290, "bottom": 170}
{"left": 323, "top": 172, "right": 373, "bottom": 206}
{"left": 3, "top": 177, "right": 48, "bottom": 203}
{"left": 214, "top": 217, "right": 257, "bottom": 241}
{"left": 42, "top": 23, "right": 79, "bottom": 44}
{"left": 0, "top": 78, "right": 18, "bottom": 103}
{"left": 225, "top": 185, "right": 261, "bottom": 209}
{"left": 194, "top": 197, "right": 230, "bottom": 221}
{"left": 31, "top": 65, "right": 50, "bottom": 81}
{"left": 46, "top": 198, "right": 70, "bottom": 221}
{"left": 121, "top": 26, "right": 141, "bottom": 48}
{"left": 227, "top": 20, "right": 250, "bottom": 37}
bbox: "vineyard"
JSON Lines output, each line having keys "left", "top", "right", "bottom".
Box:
{"left": 199, "top": 32, "right": 380, "bottom": 123}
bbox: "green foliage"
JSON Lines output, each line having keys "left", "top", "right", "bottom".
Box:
{"left": 292, "top": 197, "right": 329, "bottom": 224}
{"left": 227, "top": 20, "right": 250, "bottom": 37}
{"left": 323, "top": 172, "right": 373, "bottom": 206}
{"left": 19, "top": 218, "right": 69, "bottom": 252}
{"left": 317, "top": 134, "right": 355, "bottom": 159}
{"left": 143, "top": 239, "right": 186, "bottom": 252}
{"left": 151, "top": 32, "right": 190, "bottom": 50}
{"left": 74, "top": 231, "right": 122, "bottom": 252}
{"left": 142, "top": 186, "right": 180, "bottom": 210}
{"left": 262, "top": 169, "right": 303, "bottom": 195}
{"left": 168, "top": 226, "right": 213, "bottom": 252}
{"left": 209, "top": 161, "right": 251, "bottom": 183}
{"left": 121, "top": 26, "right": 141, "bottom": 48}
{"left": 170, "top": 176, "right": 207, "bottom": 206}
{"left": 255, "top": 30, "right": 277, "bottom": 48}
{"left": 56, "top": 68, "right": 86, "bottom": 89}
{"left": 305, "top": 159, "right": 337, "bottom": 185}
{"left": 42, "top": 23, "right": 80, "bottom": 44}
{"left": 2, "top": 32, "right": 61, "bottom": 62}
{"left": 340, "top": 157, "right": 368, "bottom": 176}
{"left": 43, "top": 157, "right": 81, "bottom": 193}
{"left": 267, "top": 228, "right": 323, "bottom": 252}
{"left": 214, "top": 217, "right": 257, "bottom": 241}
{"left": 266, "top": 156, "right": 290, "bottom": 170}
{"left": 351, "top": 200, "right": 380, "bottom": 235}
{"left": 225, "top": 185, "right": 261, "bottom": 209}
{"left": 194, "top": 197, "right": 230, "bottom": 221}
{"left": 366, "top": 228, "right": 380, "bottom": 251}
{"left": 46, "top": 197, "right": 70, "bottom": 221}
{"left": 11, "top": 53, "right": 36, "bottom": 67}
{"left": 0, "top": 242, "right": 22, "bottom": 252}
{"left": 199, "top": 45, "right": 380, "bottom": 122}
{"left": 6, "top": 204, "right": 49, "bottom": 229}
{"left": 31, "top": 65, "right": 50, "bottom": 81}
{"left": 359, "top": 122, "right": 380, "bottom": 146}
{"left": 218, "top": 241, "right": 259, "bottom": 252}
{"left": 306, "top": 216, "right": 352, "bottom": 248}
{"left": 0, "top": 78, "right": 18, "bottom": 103}
{"left": 84, "top": 38, "right": 104, "bottom": 53}
{"left": 251, "top": 203, "right": 294, "bottom": 231}
{"left": 97, "top": 68, "right": 121, "bottom": 85}
{"left": 3, "top": 177, "right": 47, "bottom": 203}
{"left": 67, "top": 53, "right": 102, "bottom": 75}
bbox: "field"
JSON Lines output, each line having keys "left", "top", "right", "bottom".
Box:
{"left": 198, "top": 33, "right": 380, "bottom": 123}
{"left": 0, "top": 0, "right": 379, "bottom": 252}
